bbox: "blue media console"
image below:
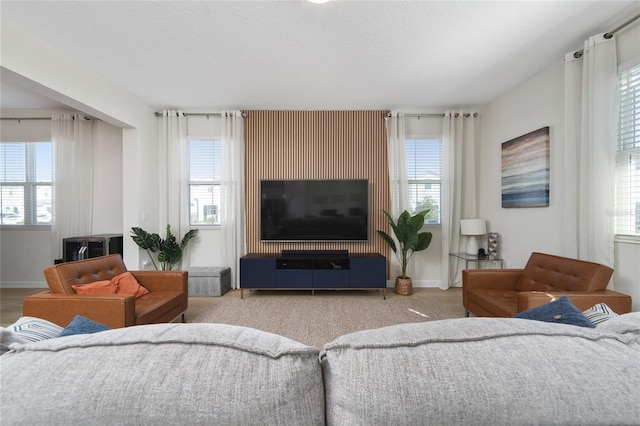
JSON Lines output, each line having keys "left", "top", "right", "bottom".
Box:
{"left": 239, "top": 251, "right": 387, "bottom": 299}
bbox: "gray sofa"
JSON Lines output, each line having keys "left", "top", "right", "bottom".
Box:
{"left": 2, "top": 314, "right": 640, "bottom": 425}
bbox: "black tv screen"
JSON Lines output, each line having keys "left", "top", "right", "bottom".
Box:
{"left": 260, "top": 179, "right": 369, "bottom": 242}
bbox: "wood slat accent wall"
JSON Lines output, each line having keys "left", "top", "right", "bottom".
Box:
{"left": 245, "top": 110, "right": 390, "bottom": 256}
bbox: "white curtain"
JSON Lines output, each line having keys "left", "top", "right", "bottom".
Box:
{"left": 158, "top": 110, "right": 190, "bottom": 266}
{"left": 220, "top": 111, "right": 246, "bottom": 289}
{"left": 51, "top": 113, "right": 95, "bottom": 260}
{"left": 442, "top": 111, "right": 478, "bottom": 288}
{"left": 563, "top": 34, "right": 618, "bottom": 268}
{"left": 384, "top": 112, "right": 407, "bottom": 279}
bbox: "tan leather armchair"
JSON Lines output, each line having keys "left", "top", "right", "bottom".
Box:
{"left": 463, "top": 252, "right": 632, "bottom": 317}
{"left": 23, "top": 254, "right": 188, "bottom": 328}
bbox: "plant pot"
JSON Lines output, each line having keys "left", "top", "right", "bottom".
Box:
{"left": 394, "top": 276, "right": 412, "bottom": 296}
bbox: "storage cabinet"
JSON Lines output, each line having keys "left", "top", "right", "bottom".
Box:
{"left": 240, "top": 252, "right": 387, "bottom": 298}
{"left": 63, "top": 234, "right": 123, "bottom": 262}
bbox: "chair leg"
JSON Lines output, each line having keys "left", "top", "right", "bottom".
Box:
{"left": 181, "top": 313, "right": 186, "bottom": 323}
{"left": 465, "top": 310, "right": 470, "bottom": 317}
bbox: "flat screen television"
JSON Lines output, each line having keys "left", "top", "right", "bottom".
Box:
{"left": 260, "top": 179, "right": 369, "bottom": 242}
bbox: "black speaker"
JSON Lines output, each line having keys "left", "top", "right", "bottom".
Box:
{"left": 281, "top": 249, "right": 348, "bottom": 258}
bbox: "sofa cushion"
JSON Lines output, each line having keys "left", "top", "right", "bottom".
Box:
{"left": 513, "top": 296, "right": 595, "bottom": 328}
{"left": 72, "top": 280, "right": 118, "bottom": 295}
{"left": 320, "top": 317, "right": 640, "bottom": 425}
{"left": 111, "top": 272, "right": 149, "bottom": 298}
{"left": 59, "top": 315, "right": 110, "bottom": 337}
{"left": 0, "top": 323, "right": 324, "bottom": 425}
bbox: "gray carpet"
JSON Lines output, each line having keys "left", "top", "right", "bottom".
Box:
{"left": 191, "top": 290, "right": 458, "bottom": 348}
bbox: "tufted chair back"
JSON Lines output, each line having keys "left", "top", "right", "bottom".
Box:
{"left": 43, "top": 254, "right": 129, "bottom": 294}
{"left": 516, "top": 252, "right": 613, "bottom": 293}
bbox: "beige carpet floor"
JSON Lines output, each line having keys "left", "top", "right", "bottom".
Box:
{"left": 191, "top": 289, "right": 458, "bottom": 348}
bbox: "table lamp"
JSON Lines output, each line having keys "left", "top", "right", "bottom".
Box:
{"left": 460, "top": 219, "right": 487, "bottom": 255}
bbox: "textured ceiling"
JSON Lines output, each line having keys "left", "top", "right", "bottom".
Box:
{"left": 1, "top": 0, "right": 639, "bottom": 112}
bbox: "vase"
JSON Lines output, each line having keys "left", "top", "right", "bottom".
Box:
{"left": 395, "top": 276, "right": 412, "bottom": 296}
{"left": 488, "top": 233, "right": 499, "bottom": 259}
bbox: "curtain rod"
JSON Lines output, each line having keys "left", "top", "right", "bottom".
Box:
{"left": 403, "top": 113, "right": 444, "bottom": 118}
{"left": 384, "top": 112, "right": 478, "bottom": 119}
{"left": 0, "top": 115, "right": 97, "bottom": 122}
{"left": 0, "top": 117, "right": 51, "bottom": 121}
{"left": 155, "top": 111, "right": 247, "bottom": 118}
{"left": 155, "top": 112, "right": 220, "bottom": 117}
{"left": 573, "top": 12, "right": 640, "bottom": 59}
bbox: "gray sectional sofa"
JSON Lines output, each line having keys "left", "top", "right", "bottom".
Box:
{"left": 2, "top": 314, "right": 640, "bottom": 425}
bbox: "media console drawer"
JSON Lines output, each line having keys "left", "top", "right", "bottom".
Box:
{"left": 240, "top": 253, "right": 387, "bottom": 298}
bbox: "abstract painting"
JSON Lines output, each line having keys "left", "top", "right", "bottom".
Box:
{"left": 501, "top": 127, "right": 550, "bottom": 208}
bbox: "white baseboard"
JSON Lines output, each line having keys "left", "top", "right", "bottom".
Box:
{"left": 386, "top": 279, "right": 442, "bottom": 288}
{"left": 1, "top": 281, "right": 48, "bottom": 289}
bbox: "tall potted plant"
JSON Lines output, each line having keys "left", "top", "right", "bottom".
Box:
{"left": 377, "top": 209, "right": 432, "bottom": 295}
{"left": 131, "top": 225, "right": 198, "bottom": 271}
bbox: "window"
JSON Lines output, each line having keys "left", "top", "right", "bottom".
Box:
{"left": 615, "top": 62, "right": 640, "bottom": 237}
{"left": 0, "top": 141, "right": 52, "bottom": 226}
{"left": 405, "top": 138, "right": 442, "bottom": 224}
{"left": 188, "top": 139, "right": 221, "bottom": 226}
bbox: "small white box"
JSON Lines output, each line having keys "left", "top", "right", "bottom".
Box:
{"left": 187, "top": 267, "right": 231, "bottom": 297}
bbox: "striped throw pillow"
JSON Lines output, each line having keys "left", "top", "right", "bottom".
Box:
{"left": 8, "top": 316, "right": 64, "bottom": 342}
{"left": 582, "top": 303, "right": 619, "bottom": 326}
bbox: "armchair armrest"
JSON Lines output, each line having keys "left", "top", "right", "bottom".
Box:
{"left": 517, "top": 290, "right": 632, "bottom": 314}
{"left": 462, "top": 269, "right": 524, "bottom": 290}
{"left": 462, "top": 269, "right": 523, "bottom": 311}
{"left": 23, "top": 291, "right": 136, "bottom": 329}
{"left": 131, "top": 271, "right": 188, "bottom": 314}
{"left": 130, "top": 271, "right": 187, "bottom": 293}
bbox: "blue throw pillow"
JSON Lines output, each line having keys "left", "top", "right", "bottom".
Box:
{"left": 58, "top": 315, "right": 110, "bottom": 337}
{"left": 513, "top": 296, "right": 595, "bottom": 328}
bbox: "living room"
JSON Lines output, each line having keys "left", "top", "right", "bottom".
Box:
{"left": 3, "top": 2, "right": 640, "bottom": 424}
{"left": 1, "top": 1, "right": 639, "bottom": 312}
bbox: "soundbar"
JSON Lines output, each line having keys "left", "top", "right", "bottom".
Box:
{"left": 281, "top": 249, "right": 349, "bottom": 258}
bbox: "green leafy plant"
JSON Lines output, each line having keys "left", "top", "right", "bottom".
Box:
{"left": 377, "top": 209, "right": 433, "bottom": 278}
{"left": 130, "top": 225, "right": 199, "bottom": 271}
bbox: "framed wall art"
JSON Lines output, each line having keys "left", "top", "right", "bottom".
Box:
{"left": 501, "top": 126, "right": 550, "bottom": 208}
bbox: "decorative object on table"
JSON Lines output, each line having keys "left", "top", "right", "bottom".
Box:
{"left": 460, "top": 218, "right": 486, "bottom": 255}
{"left": 501, "top": 126, "right": 550, "bottom": 208}
{"left": 377, "top": 209, "right": 433, "bottom": 296}
{"left": 488, "top": 232, "right": 499, "bottom": 259}
{"left": 130, "top": 225, "right": 198, "bottom": 270}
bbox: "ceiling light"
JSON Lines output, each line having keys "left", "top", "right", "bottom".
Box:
{"left": 308, "top": 0, "right": 331, "bottom": 4}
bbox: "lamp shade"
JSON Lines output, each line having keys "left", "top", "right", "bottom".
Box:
{"left": 460, "top": 219, "right": 487, "bottom": 236}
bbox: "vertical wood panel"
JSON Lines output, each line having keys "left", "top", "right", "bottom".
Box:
{"left": 245, "top": 111, "right": 390, "bottom": 258}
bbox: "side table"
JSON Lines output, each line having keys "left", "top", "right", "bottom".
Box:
{"left": 449, "top": 252, "right": 504, "bottom": 269}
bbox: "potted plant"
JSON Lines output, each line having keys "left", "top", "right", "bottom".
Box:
{"left": 130, "top": 225, "right": 198, "bottom": 271}
{"left": 377, "top": 209, "right": 432, "bottom": 295}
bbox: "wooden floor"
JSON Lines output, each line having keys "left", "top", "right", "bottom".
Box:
{"left": 1, "top": 287, "right": 465, "bottom": 327}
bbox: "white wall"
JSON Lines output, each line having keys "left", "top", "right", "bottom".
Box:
{"left": 479, "top": 59, "right": 565, "bottom": 267}
{"left": 92, "top": 121, "right": 124, "bottom": 234}
{"left": 478, "top": 23, "right": 640, "bottom": 311}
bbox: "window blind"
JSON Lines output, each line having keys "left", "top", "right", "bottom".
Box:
{"left": 188, "top": 139, "right": 222, "bottom": 225}
{"left": 405, "top": 138, "right": 442, "bottom": 224}
{"left": 0, "top": 141, "right": 52, "bottom": 225}
{"left": 615, "top": 63, "right": 640, "bottom": 236}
